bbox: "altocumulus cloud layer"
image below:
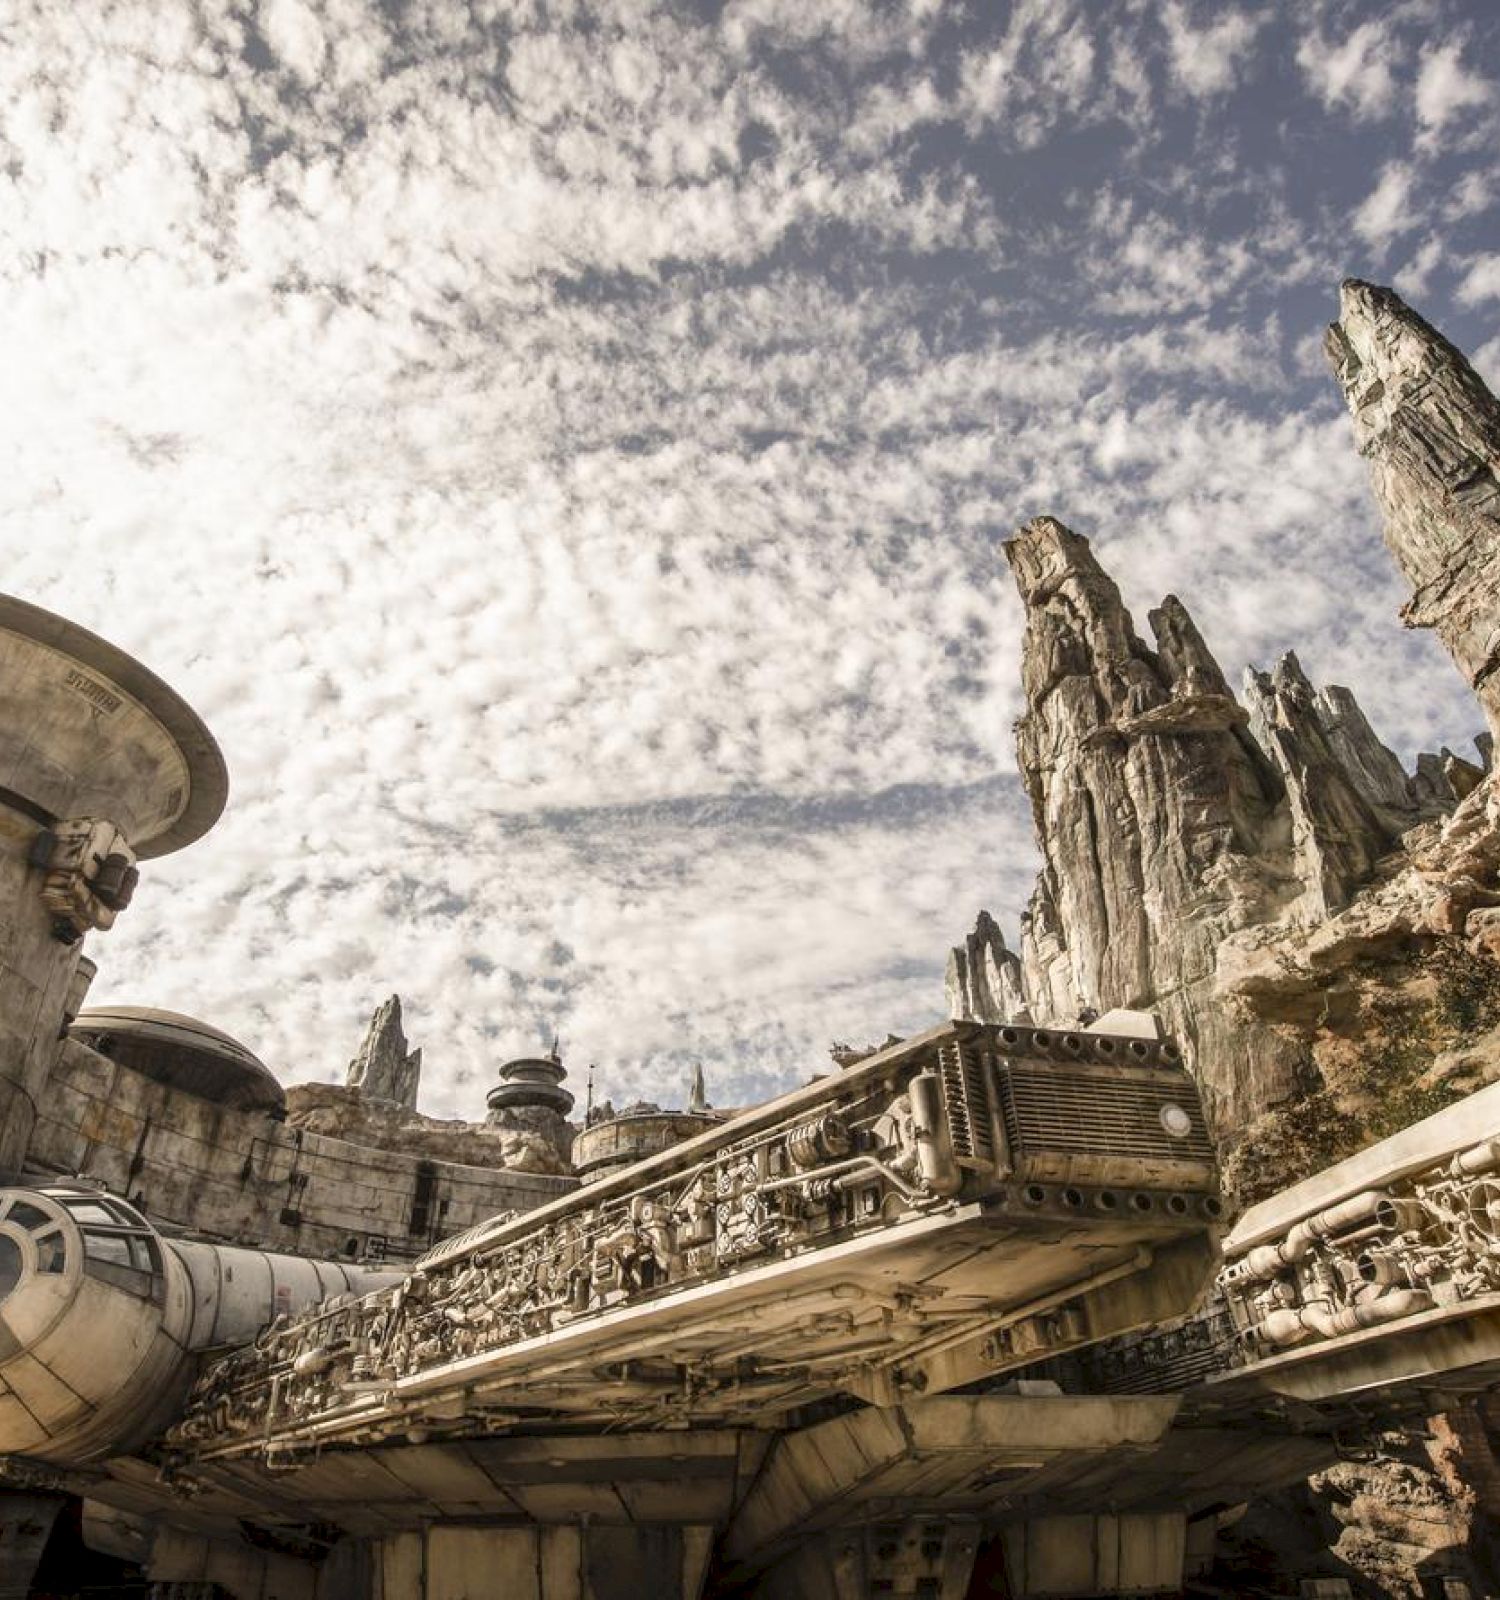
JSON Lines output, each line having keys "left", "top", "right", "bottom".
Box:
{"left": 2, "top": 0, "right": 1499, "bottom": 1113}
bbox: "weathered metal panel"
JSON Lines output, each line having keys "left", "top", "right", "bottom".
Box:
{"left": 428, "top": 1527, "right": 539, "bottom": 1600}
{"left": 380, "top": 1531, "right": 424, "bottom": 1600}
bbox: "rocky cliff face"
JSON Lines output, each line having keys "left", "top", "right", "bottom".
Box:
{"left": 966, "top": 280, "right": 1500, "bottom": 1171}
{"left": 1326, "top": 279, "right": 1500, "bottom": 744}
{"left": 977, "top": 278, "right": 1500, "bottom": 1600}
{"left": 998, "top": 516, "right": 1454, "bottom": 1133}
{"left": 345, "top": 994, "right": 422, "bottom": 1111}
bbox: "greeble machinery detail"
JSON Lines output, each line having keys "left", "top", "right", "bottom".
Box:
{"left": 167, "top": 1016, "right": 1223, "bottom": 1467}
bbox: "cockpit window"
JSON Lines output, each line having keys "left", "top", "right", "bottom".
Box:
{"left": 62, "top": 1199, "right": 130, "bottom": 1227}
{"left": 33, "top": 1231, "right": 65, "bottom": 1275}
{"left": 79, "top": 1225, "right": 161, "bottom": 1299}
{"left": 0, "top": 1235, "right": 21, "bottom": 1302}
{"left": 83, "top": 1232, "right": 134, "bottom": 1268}
{"left": 32, "top": 1190, "right": 160, "bottom": 1299}
{"left": 4, "top": 1202, "right": 53, "bottom": 1231}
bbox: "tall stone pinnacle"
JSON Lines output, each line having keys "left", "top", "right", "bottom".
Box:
{"left": 996, "top": 512, "right": 1465, "bottom": 1137}
{"left": 1326, "top": 279, "right": 1500, "bottom": 741}
{"left": 946, "top": 910, "right": 1027, "bottom": 1024}
{"left": 1004, "top": 516, "right": 1301, "bottom": 1130}
{"left": 1240, "top": 652, "right": 1399, "bottom": 919}
{"left": 345, "top": 994, "right": 422, "bottom": 1111}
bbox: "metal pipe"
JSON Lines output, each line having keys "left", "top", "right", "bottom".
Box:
{"left": 1239, "top": 1191, "right": 1400, "bottom": 1282}
{"left": 760, "top": 1154, "right": 928, "bottom": 1203}
{"left": 1453, "top": 1138, "right": 1500, "bottom": 1178}
{"left": 1255, "top": 1287, "right": 1433, "bottom": 1348}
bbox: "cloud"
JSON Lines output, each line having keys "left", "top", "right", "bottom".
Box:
{"left": 1297, "top": 18, "right": 1400, "bottom": 120}
{"left": 1159, "top": 1, "right": 1262, "bottom": 98}
{"left": 1457, "top": 253, "right": 1500, "bottom": 303}
{"left": 261, "top": 0, "right": 328, "bottom": 81}
{"left": 1352, "top": 161, "right": 1421, "bottom": 248}
{"left": 1415, "top": 38, "right": 1494, "bottom": 146}
{"left": 1395, "top": 234, "right": 1444, "bottom": 297}
{"left": 0, "top": 0, "right": 1495, "bottom": 1118}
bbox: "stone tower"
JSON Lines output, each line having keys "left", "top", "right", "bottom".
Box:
{"left": 0, "top": 595, "right": 227, "bottom": 1179}
{"left": 485, "top": 1042, "right": 576, "bottom": 1164}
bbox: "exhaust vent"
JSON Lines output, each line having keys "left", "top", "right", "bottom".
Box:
{"left": 936, "top": 1038, "right": 997, "bottom": 1169}
{"left": 996, "top": 1060, "right": 1216, "bottom": 1188}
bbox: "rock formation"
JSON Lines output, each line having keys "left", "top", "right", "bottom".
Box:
{"left": 956, "top": 278, "right": 1500, "bottom": 1194}
{"left": 283, "top": 1084, "right": 573, "bottom": 1175}
{"left": 1239, "top": 652, "right": 1405, "bottom": 919}
{"left": 1326, "top": 278, "right": 1500, "bottom": 744}
{"left": 998, "top": 510, "right": 1492, "bottom": 1144}
{"left": 988, "top": 280, "right": 1500, "bottom": 1598}
{"left": 345, "top": 994, "right": 422, "bottom": 1111}
{"left": 1006, "top": 518, "right": 1314, "bottom": 1129}
{"left": 945, "top": 909, "right": 1026, "bottom": 1023}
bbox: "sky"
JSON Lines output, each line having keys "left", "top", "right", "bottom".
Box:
{"left": 3, "top": 0, "right": 1498, "bottom": 1118}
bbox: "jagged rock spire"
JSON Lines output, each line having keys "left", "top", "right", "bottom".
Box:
{"left": 946, "top": 910, "right": 1027, "bottom": 1024}
{"left": 1004, "top": 517, "right": 1303, "bottom": 1129}
{"left": 1240, "top": 652, "right": 1400, "bottom": 919}
{"left": 1000, "top": 516, "right": 1452, "bottom": 1133}
{"left": 345, "top": 994, "right": 422, "bottom": 1111}
{"left": 1005, "top": 517, "right": 1285, "bottom": 1029}
{"left": 1326, "top": 280, "right": 1500, "bottom": 742}
{"left": 1314, "top": 682, "right": 1431, "bottom": 831}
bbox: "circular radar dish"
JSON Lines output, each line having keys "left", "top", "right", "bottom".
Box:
{"left": 0, "top": 593, "right": 228, "bottom": 857}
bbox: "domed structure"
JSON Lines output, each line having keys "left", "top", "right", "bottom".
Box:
{"left": 486, "top": 1046, "right": 574, "bottom": 1118}
{"left": 70, "top": 1006, "right": 284, "bottom": 1115}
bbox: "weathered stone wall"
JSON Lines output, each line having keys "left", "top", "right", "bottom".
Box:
{"left": 571, "top": 1108, "right": 723, "bottom": 1183}
{"left": 27, "top": 1038, "right": 575, "bottom": 1263}
{"left": 285, "top": 1082, "right": 574, "bottom": 1176}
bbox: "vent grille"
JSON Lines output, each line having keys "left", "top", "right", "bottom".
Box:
{"left": 997, "top": 1061, "right": 1215, "bottom": 1173}
{"left": 936, "top": 1039, "right": 995, "bottom": 1167}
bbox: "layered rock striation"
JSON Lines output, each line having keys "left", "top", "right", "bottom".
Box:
{"left": 1327, "top": 279, "right": 1500, "bottom": 744}
{"left": 945, "top": 909, "right": 1026, "bottom": 1024}
{"left": 999, "top": 516, "right": 1450, "bottom": 1131}
{"left": 949, "top": 278, "right": 1500, "bottom": 1600}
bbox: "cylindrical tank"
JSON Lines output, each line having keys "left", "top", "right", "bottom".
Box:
{"left": 0, "top": 1186, "right": 397, "bottom": 1464}
{"left": 0, "top": 595, "right": 228, "bottom": 1179}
